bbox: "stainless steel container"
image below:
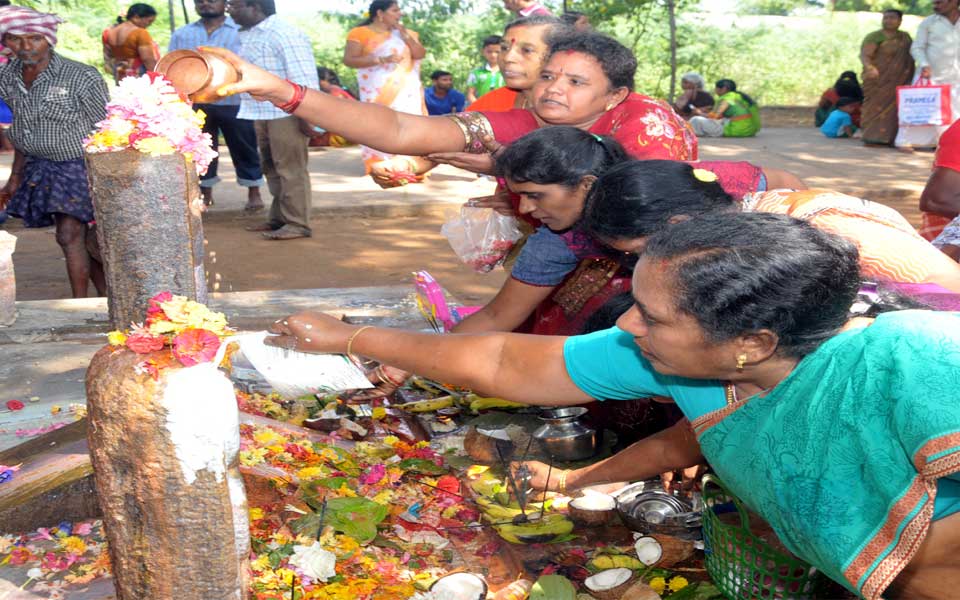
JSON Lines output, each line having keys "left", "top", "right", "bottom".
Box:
{"left": 615, "top": 480, "right": 702, "bottom": 540}
{"left": 533, "top": 406, "right": 597, "bottom": 461}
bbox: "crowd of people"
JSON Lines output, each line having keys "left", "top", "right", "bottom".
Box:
{"left": 0, "top": 0, "right": 957, "bottom": 598}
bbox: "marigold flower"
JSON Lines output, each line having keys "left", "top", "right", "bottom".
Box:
{"left": 667, "top": 576, "right": 689, "bottom": 592}
{"left": 649, "top": 576, "right": 666, "bottom": 595}
{"left": 107, "top": 330, "right": 127, "bottom": 346}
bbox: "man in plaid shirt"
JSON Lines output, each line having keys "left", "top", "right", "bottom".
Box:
{"left": 0, "top": 6, "right": 109, "bottom": 297}
{"left": 228, "top": 0, "right": 319, "bottom": 240}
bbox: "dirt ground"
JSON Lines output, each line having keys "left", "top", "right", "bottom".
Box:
{"left": 7, "top": 210, "right": 510, "bottom": 304}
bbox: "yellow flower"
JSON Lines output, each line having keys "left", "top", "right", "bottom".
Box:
{"left": 692, "top": 168, "right": 719, "bottom": 183}
{"left": 253, "top": 429, "right": 288, "bottom": 446}
{"left": 249, "top": 507, "right": 265, "bottom": 521}
{"left": 371, "top": 488, "right": 395, "bottom": 505}
{"left": 383, "top": 435, "right": 400, "bottom": 446}
{"left": 334, "top": 484, "right": 358, "bottom": 498}
{"left": 296, "top": 466, "right": 327, "bottom": 481}
{"left": 107, "top": 330, "right": 127, "bottom": 346}
{"left": 371, "top": 406, "right": 387, "bottom": 420}
{"left": 147, "top": 319, "right": 178, "bottom": 335}
{"left": 133, "top": 135, "right": 176, "bottom": 156}
{"left": 649, "top": 576, "right": 666, "bottom": 595}
{"left": 250, "top": 554, "right": 270, "bottom": 572}
{"left": 667, "top": 576, "right": 689, "bottom": 592}
{"left": 239, "top": 448, "right": 268, "bottom": 467}
{"left": 59, "top": 536, "right": 87, "bottom": 555}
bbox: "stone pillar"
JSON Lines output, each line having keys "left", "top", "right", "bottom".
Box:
{"left": 0, "top": 231, "right": 16, "bottom": 326}
{"left": 86, "top": 346, "right": 249, "bottom": 599}
{"left": 86, "top": 150, "right": 207, "bottom": 329}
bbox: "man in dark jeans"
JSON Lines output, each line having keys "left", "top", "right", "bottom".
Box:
{"left": 169, "top": 0, "right": 264, "bottom": 211}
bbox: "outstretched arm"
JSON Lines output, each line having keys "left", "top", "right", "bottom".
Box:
{"left": 521, "top": 419, "right": 704, "bottom": 492}
{"left": 204, "top": 47, "right": 468, "bottom": 155}
{"left": 264, "top": 311, "right": 594, "bottom": 406}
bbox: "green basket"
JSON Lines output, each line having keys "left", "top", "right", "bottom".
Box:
{"left": 701, "top": 475, "right": 826, "bottom": 600}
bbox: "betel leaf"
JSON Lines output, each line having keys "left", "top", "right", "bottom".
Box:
{"left": 398, "top": 458, "right": 446, "bottom": 475}
{"left": 324, "top": 496, "right": 389, "bottom": 544}
{"left": 529, "top": 574, "right": 577, "bottom": 600}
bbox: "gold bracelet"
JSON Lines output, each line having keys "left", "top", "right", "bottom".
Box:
{"left": 557, "top": 469, "right": 570, "bottom": 495}
{"left": 345, "top": 326, "right": 374, "bottom": 359}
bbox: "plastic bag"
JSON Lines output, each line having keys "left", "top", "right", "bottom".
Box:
{"left": 441, "top": 205, "right": 523, "bottom": 273}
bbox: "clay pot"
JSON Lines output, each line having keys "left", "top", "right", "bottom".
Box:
{"left": 155, "top": 49, "right": 239, "bottom": 103}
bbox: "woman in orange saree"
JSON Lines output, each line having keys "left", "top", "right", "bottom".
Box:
{"left": 343, "top": 0, "right": 428, "bottom": 183}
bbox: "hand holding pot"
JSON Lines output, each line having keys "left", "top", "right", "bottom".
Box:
{"left": 200, "top": 46, "right": 291, "bottom": 105}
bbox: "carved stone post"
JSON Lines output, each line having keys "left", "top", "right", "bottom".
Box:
{"left": 86, "top": 346, "right": 249, "bottom": 599}
{"left": 86, "top": 150, "right": 207, "bottom": 329}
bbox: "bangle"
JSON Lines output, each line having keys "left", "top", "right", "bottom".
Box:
{"left": 376, "top": 365, "right": 406, "bottom": 387}
{"left": 345, "top": 325, "right": 374, "bottom": 359}
{"left": 276, "top": 80, "right": 307, "bottom": 114}
{"left": 557, "top": 469, "right": 570, "bottom": 495}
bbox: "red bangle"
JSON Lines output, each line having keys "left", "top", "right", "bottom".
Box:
{"left": 276, "top": 80, "right": 307, "bottom": 114}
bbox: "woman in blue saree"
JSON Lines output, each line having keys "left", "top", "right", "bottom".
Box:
{"left": 265, "top": 212, "right": 960, "bottom": 599}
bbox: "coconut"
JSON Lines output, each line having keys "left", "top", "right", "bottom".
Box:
{"left": 633, "top": 536, "right": 663, "bottom": 566}
{"left": 464, "top": 426, "right": 510, "bottom": 463}
{"left": 568, "top": 493, "right": 616, "bottom": 527}
{"left": 620, "top": 581, "right": 661, "bottom": 600}
{"left": 650, "top": 533, "right": 695, "bottom": 567}
{"left": 430, "top": 572, "right": 488, "bottom": 600}
{"left": 584, "top": 568, "right": 635, "bottom": 600}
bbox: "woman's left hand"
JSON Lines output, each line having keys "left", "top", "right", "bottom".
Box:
{"left": 427, "top": 152, "right": 496, "bottom": 175}
{"left": 265, "top": 311, "right": 356, "bottom": 354}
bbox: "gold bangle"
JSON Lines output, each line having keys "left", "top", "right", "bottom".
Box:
{"left": 345, "top": 325, "right": 374, "bottom": 359}
{"left": 558, "top": 469, "right": 570, "bottom": 495}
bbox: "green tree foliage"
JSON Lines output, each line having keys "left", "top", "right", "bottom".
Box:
{"left": 738, "top": 0, "right": 932, "bottom": 15}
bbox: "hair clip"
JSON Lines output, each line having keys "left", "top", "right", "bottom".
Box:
{"left": 692, "top": 168, "right": 718, "bottom": 183}
{"left": 591, "top": 133, "right": 603, "bottom": 142}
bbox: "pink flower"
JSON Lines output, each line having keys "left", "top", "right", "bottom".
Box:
{"left": 146, "top": 291, "right": 172, "bottom": 323}
{"left": 7, "top": 547, "right": 34, "bottom": 565}
{"left": 358, "top": 464, "right": 386, "bottom": 486}
{"left": 125, "top": 333, "right": 165, "bottom": 354}
{"left": 73, "top": 523, "right": 93, "bottom": 536}
{"left": 5, "top": 399, "right": 24, "bottom": 411}
{"left": 30, "top": 528, "right": 54, "bottom": 541}
{"left": 171, "top": 328, "right": 221, "bottom": 367}
{"left": 41, "top": 551, "right": 80, "bottom": 572}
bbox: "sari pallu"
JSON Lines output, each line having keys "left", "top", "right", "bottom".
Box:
{"left": 861, "top": 30, "right": 914, "bottom": 146}
{"left": 692, "top": 310, "right": 960, "bottom": 599}
{"left": 346, "top": 26, "right": 426, "bottom": 174}
{"left": 742, "top": 189, "right": 960, "bottom": 287}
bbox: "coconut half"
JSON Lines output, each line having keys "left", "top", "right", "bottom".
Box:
{"left": 568, "top": 493, "right": 616, "bottom": 526}
{"left": 584, "top": 568, "right": 635, "bottom": 600}
{"left": 634, "top": 536, "right": 663, "bottom": 566}
{"left": 430, "top": 572, "right": 488, "bottom": 600}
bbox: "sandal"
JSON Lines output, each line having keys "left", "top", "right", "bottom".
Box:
{"left": 245, "top": 222, "right": 282, "bottom": 232}
{"left": 243, "top": 202, "right": 265, "bottom": 214}
{"left": 262, "top": 225, "right": 311, "bottom": 240}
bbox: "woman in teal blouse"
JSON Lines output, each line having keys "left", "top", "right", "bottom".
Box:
{"left": 265, "top": 213, "right": 960, "bottom": 599}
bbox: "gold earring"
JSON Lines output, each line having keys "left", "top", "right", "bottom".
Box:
{"left": 736, "top": 354, "right": 747, "bottom": 372}
{"left": 605, "top": 104, "right": 614, "bottom": 111}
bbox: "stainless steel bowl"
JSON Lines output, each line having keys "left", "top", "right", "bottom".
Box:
{"left": 615, "top": 480, "right": 702, "bottom": 540}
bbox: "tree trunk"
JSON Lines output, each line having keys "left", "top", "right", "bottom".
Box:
{"left": 86, "top": 346, "right": 250, "bottom": 599}
{"left": 168, "top": 0, "right": 176, "bottom": 33}
{"left": 667, "top": 0, "right": 678, "bottom": 104}
{"left": 86, "top": 150, "right": 207, "bottom": 330}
